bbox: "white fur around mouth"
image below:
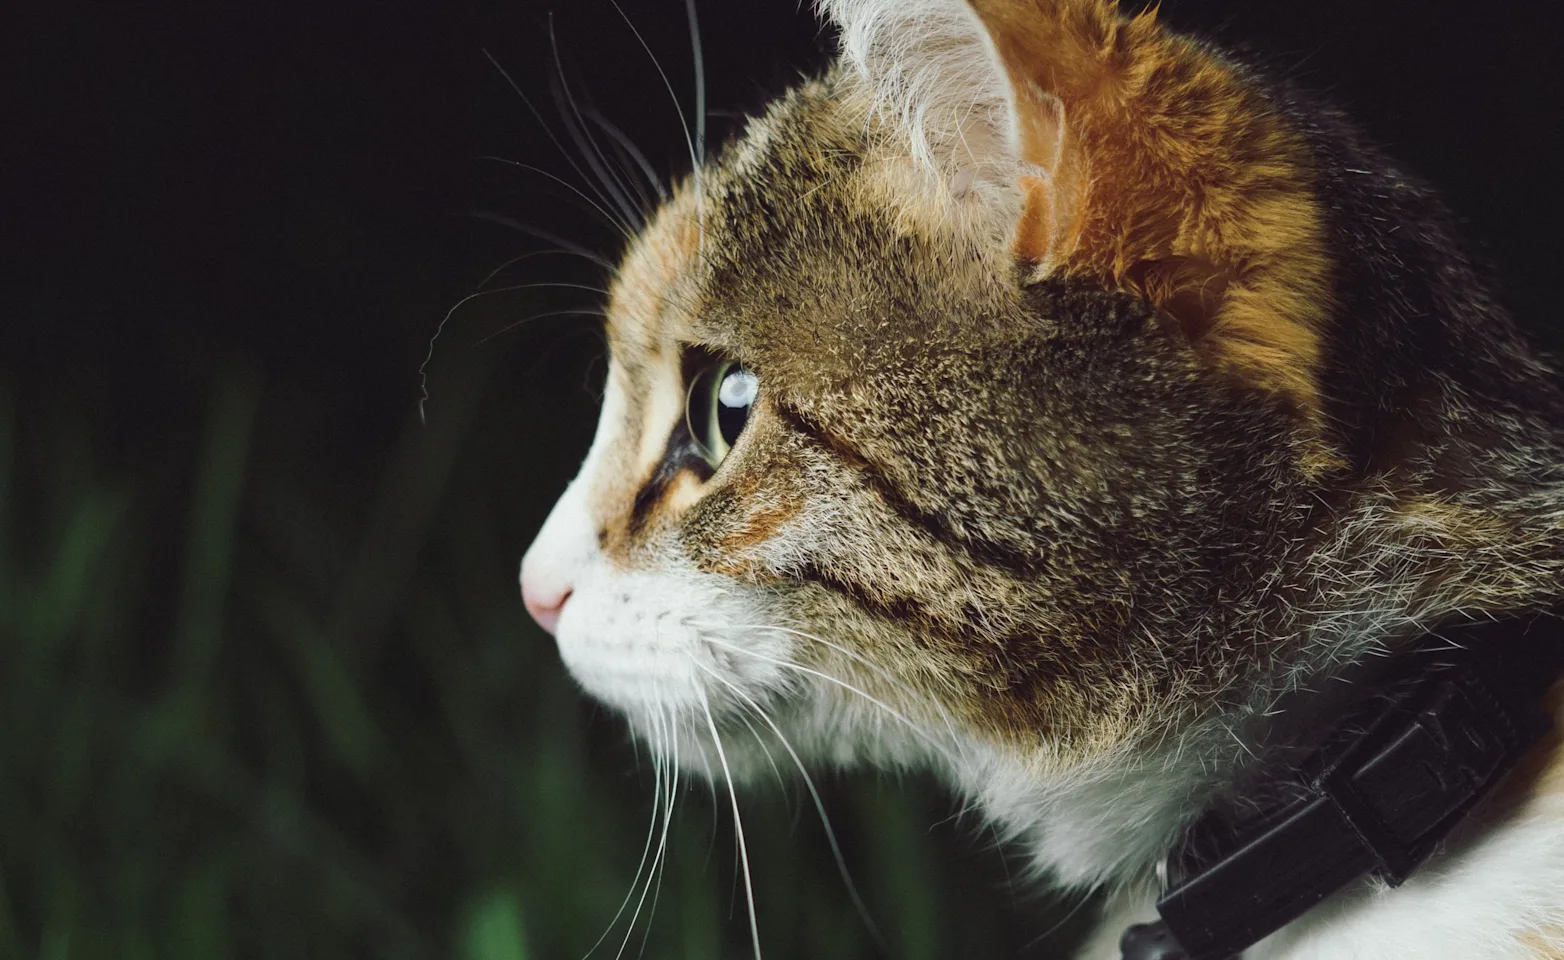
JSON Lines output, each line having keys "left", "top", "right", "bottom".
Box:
{"left": 552, "top": 564, "right": 794, "bottom": 718}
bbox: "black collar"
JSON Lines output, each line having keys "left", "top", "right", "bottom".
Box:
{"left": 1120, "top": 611, "right": 1564, "bottom": 960}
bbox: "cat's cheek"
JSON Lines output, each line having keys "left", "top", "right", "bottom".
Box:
{"left": 550, "top": 564, "right": 799, "bottom": 734}
{"left": 550, "top": 568, "right": 700, "bottom": 714}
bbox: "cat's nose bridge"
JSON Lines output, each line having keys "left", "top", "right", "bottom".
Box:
{"left": 521, "top": 479, "right": 598, "bottom": 637}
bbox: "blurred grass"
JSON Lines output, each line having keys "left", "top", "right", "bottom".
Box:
{"left": 0, "top": 346, "right": 1089, "bottom": 959}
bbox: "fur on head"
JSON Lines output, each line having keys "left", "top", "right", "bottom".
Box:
{"left": 522, "top": 0, "right": 1564, "bottom": 904}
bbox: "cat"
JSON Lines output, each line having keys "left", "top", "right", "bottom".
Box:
{"left": 519, "top": 0, "right": 1564, "bottom": 956}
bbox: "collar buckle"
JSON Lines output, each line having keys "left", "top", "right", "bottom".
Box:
{"left": 1314, "top": 664, "right": 1540, "bottom": 884}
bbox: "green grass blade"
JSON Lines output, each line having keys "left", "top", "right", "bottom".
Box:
{"left": 462, "top": 888, "right": 529, "bottom": 960}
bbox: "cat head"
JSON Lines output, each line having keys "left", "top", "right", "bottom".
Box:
{"left": 522, "top": 0, "right": 1368, "bottom": 780}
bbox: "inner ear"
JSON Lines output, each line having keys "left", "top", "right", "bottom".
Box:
{"left": 964, "top": 0, "right": 1335, "bottom": 425}
{"left": 1007, "top": 89, "right": 1081, "bottom": 269}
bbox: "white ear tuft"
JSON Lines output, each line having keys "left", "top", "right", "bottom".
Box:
{"left": 816, "top": 0, "right": 1016, "bottom": 173}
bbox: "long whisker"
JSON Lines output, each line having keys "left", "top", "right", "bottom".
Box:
{"left": 581, "top": 117, "right": 658, "bottom": 219}
{"left": 688, "top": 657, "right": 889, "bottom": 952}
{"left": 605, "top": 0, "right": 701, "bottom": 243}
{"left": 481, "top": 48, "right": 623, "bottom": 229}
{"left": 475, "top": 249, "right": 608, "bottom": 292}
{"left": 615, "top": 708, "right": 675, "bottom": 960}
{"left": 698, "top": 634, "right": 959, "bottom": 766}
{"left": 476, "top": 157, "right": 638, "bottom": 246}
{"left": 693, "top": 621, "right": 911, "bottom": 697}
{"left": 728, "top": 696, "right": 789, "bottom": 796}
{"left": 585, "top": 109, "right": 668, "bottom": 202}
{"left": 547, "top": 15, "right": 643, "bottom": 231}
{"left": 461, "top": 211, "right": 618, "bottom": 272}
{"left": 419, "top": 281, "right": 609, "bottom": 423}
{"left": 698, "top": 689, "right": 763, "bottom": 960}
{"left": 688, "top": 620, "right": 970, "bottom": 767}
{"left": 683, "top": 0, "right": 707, "bottom": 250}
{"left": 635, "top": 706, "right": 679, "bottom": 960}
{"left": 581, "top": 728, "right": 665, "bottom": 960}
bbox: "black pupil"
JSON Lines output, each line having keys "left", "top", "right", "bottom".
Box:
{"left": 716, "top": 371, "right": 751, "bottom": 448}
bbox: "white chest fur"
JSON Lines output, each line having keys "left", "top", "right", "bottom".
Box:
{"left": 992, "top": 751, "right": 1564, "bottom": 960}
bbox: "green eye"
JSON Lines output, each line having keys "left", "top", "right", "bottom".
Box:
{"left": 686, "top": 359, "right": 758, "bottom": 467}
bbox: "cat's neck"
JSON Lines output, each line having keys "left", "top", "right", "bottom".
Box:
{"left": 953, "top": 469, "right": 1564, "bottom": 895}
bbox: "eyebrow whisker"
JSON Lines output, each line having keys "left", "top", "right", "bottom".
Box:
{"left": 460, "top": 210, "right": 618, "bottom": 272}
{"left": 547, "top": 15, "right": 645, "bottom": 233}
{"left": 481, "top": 47, "right": 628, "bottom": 239}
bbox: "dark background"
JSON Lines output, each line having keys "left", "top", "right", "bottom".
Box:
{"left": 4, "top": 2, "right": 1561, "bottom": 958}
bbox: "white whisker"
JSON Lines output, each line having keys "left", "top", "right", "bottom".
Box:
{"left": 729, "top": 697, "right": 790, "bottom": 796}
{"left": 699, "top": 634, "right": 959, "bottom": 765}
{"left": 605, "top": 0, "right": 703, "bottom": 247}
{"left": 546, "top": 15, "right": 643, "bottom": 231}
{"left": 474, "top": 248, "right": 609, "bottom": 292}
{"left": 476, "top": 157, "right": 638, "bottom": 246}
{"left": 614, "top": 708, "right": 676, "bottom": 960}
{"left": 460, "top": 211, "right": 617, "bottom": 271}
{"left": 689, "top": 619, "right": 971, "bottom": 768}
{"left": 580, "top": 112, "right": 659, "bottom": 216}
{"left": 418, "top": 281, "right": 610, "bottom": 423}
{"left": 585, "top": 109, "right": 669, "bottom": 202}
{"left": 476, "top": 307, "right": 608, "bottom": 346}
{"left": 480, "top": 48, "right": 624, "bottom": 224}
{"left": 683, "top": 0, "right": 707, "bottom": 250}
{"left": 687, "top": 657, "right": 889, "bottom": 951}
{"left": 633, "top": 705, "right": 679, "bottom": 960}
{"left": 698, "top": 689, "right": 762, "bottom": 960}
{"left": 582, "top": 726, "right": 664, "bottom": 960}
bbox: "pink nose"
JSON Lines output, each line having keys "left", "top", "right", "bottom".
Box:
{"left": 521, "top": 559, "right": 573, "bottom": 637}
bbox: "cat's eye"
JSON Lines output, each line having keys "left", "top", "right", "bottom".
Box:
{"left": 686, "top": 359, "right": 758, "bottom": 468}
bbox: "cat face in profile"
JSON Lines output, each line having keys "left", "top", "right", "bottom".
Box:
{"left": 521, "top": 0, "right": 1564, "bottom": 950}
{"left": 527, "top": 0, "right": 1325, "bottom": 769}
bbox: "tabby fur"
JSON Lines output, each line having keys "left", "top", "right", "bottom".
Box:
{"left": 520, "top": 1, "right": 1564, "bottom": 955}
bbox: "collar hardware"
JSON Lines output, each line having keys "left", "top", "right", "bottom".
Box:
{"left": 1121, "top": 613, "right": 1564, "bottom": 960}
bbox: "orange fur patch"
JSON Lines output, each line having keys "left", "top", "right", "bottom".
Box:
{"left": 606, "top": 186, "right": 701, "bottom": 357}
{"left": 970, "top": 0, "right": 1332, "bottom": 423}
{"left": 595, "top": 189, "right": 705, "bottom": 562}
{"left": 714, "top": 463, "right": 805, "bottom": 563}
{"left": 1522, "top": 936, "right": 1564, "bottom": 959}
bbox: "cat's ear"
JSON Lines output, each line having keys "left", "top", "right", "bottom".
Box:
{"left": 824, "top": 0, "right": 1331, "bottom": 422}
